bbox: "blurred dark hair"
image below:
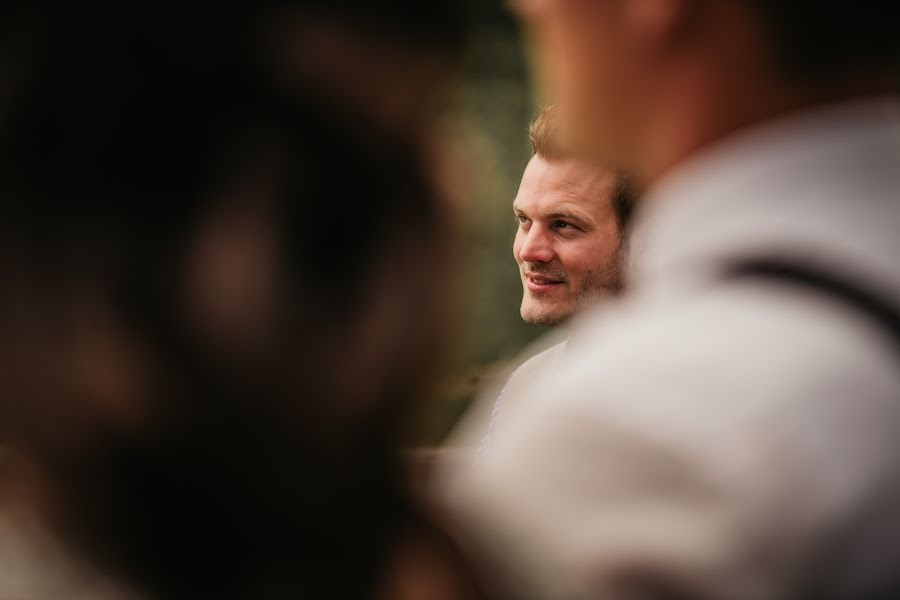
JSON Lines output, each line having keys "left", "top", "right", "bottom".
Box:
{"left": 0, "top": 2, "right": 467, "bottom": 598}
{"left": 752, "top": 0, "right": 900, "bottom": 84}
{"left": 612, "top": 173, "right": 639, "bottom": 233}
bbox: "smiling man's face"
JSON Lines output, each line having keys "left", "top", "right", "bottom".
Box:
{"left": 513, "top": 154, "right": 623, "bottom": 326}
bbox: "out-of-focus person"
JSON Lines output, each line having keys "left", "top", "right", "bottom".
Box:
{"left": 465, "top": 105, "right": 636, "bottom": 450}
{"left": 443, "top": 0, "right": 900, "bottom": 598}
{"left": 0, "top": 2, "right": 481, "bottom": 599}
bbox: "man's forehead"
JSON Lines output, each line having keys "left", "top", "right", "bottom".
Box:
{"left": 515, "top": 155, "right": 616, "bottom": 215}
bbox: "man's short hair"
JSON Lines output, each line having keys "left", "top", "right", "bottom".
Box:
{"left": 529, "top": 105, "right": 637, "bottom": 231}
{"left": 752, "top": 0, "right": 900, "bottom": 83}
{"left": 529, "top": 104, "right": 564, "bottom": 161}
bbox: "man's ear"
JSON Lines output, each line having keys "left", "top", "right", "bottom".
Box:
{"left": 621, "top": 0, "right": 704, "bottom": 53}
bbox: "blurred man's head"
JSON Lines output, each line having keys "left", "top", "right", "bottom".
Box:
{"left": 514, "top": 106, "right": 635, "bottom": 326}
{"left": 0, "top": 2, "right": 467, "bottom": 598}
{"left": 512, "top": 0, "right": 900, "bottom": 179}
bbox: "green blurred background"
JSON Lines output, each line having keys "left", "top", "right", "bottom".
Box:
{"left": 421, "top": 1, "right": 555, "bottom": 443}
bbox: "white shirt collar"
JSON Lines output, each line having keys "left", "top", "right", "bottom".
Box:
{"left": 629, "top": 96, "right": 900, "bottom": 294}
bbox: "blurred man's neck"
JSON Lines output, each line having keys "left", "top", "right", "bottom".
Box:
{"left": 638, "top": 77, "right": 897, "bottom": 189}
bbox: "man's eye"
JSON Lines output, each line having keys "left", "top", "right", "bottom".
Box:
{"left": 515, "top": 215, "right": 531, "bottom": 226}
{"left": 553, "top": 220, "right": 577, "bottom": 230}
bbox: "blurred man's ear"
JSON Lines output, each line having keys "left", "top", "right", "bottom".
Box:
{"left": 621, "top": 0, "right": 702, "bottom": 54}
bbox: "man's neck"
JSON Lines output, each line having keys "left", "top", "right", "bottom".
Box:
{"left": 637, "top": 77, "right": 898, "bottom": 188}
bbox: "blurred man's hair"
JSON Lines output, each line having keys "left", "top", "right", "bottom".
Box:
{"left": 0, "top": 2, "right": 469, "bottom": 598}
{"left": 529, "top": 105, "right": 637, "bottom": 231}
{"left": 753, "top": 0, "right": 900, "bottom": 83}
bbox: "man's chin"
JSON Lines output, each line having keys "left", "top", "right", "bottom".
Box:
{"left": 520, "top": 303, "right": 573, "bottom": 327}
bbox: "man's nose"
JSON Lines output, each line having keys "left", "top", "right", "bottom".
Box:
{"left": 518, "top": 226, "right": 555, "bottom": 263}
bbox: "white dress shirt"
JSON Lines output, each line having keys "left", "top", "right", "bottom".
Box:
{"left": 442, "top": 98, "right": 900, "bottom": 600}
{"left": 478, "top": 341, "right": 568, "bottom": 453}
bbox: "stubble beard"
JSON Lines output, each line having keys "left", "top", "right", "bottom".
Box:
{"left": 520, "top": 250, "right": 623, "bottom": 327}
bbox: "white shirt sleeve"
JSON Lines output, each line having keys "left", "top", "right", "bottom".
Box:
{"left": 443, "top": 287, "right": 900, "bottom": 600}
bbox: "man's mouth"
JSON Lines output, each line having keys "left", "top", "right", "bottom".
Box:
{"left": 525, "top": 272, "right": 566, "bottom": 292}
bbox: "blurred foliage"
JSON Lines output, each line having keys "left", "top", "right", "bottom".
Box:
{"left": 419, "top": 2, "right": 552, "bottom": 443}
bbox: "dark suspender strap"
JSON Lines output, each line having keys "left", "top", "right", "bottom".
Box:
{"left": 724, "top": 258, "right": 900, "bottom": 352}
{"left": 725, "top": 258, "right": 900, "bottom": 600}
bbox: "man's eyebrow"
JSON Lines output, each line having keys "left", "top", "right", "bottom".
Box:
{"left": 513, "top": 204, "right": 591, "bottom": 223}
{"left": 547, "top": 210, "right": 588, "bottom": 221}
